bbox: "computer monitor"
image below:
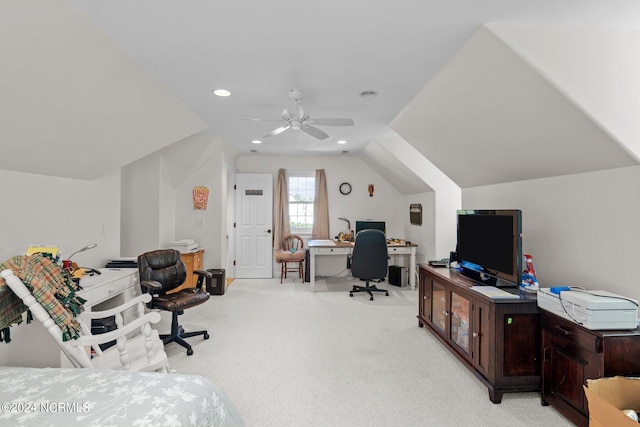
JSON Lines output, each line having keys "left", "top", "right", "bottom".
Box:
{"left": 355, "top": 220, "right": 386, "bottom": 235}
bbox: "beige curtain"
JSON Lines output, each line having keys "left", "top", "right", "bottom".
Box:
{"left": 273, "top": 168, "right": 291, "bottom": 249}
{"left": 312, "top": 169, "right": 330, "bottom": 239}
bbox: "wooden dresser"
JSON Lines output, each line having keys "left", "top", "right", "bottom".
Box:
{"left": 540, "top": 309, "right": 640, "bottom": 427}
{"left": 169, "top": 249, "right": 204, "bottom": 293}
{"left": 418, "top": 264, "right": 541, "bottom": 403}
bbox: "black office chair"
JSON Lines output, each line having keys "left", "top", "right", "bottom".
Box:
{"left": 138, "top": 249, "right": 212, "bottom": 356}
{"left": 349, "top": 229, "right": 389, "bottom": 300}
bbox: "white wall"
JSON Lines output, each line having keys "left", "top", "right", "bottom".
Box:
{"left": 0, "top": 168, "right": 121, "bottom": 366}
{"left": 236, "top": 155, "right": 409, "bottom": 276}
{"left": 374, "top": 138, "right": 460, "bottom": 260}
{"left": 463, "top": 165, "right": 640, "bottom": 304}
{"left": 403, "top": 191, "right": 437, "bottom": 264}
{"left": 121, "top": 155, "right": 163, "bottom": 257}
{"left": 120, "top": 133, "right": 239, "bottom": 272}
{"left": 174, "top": 151, "right": 227, "bottom": 271}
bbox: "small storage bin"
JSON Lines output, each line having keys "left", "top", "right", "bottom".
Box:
{"left": 206, "top": 269, "right": 226, "bottom": 295}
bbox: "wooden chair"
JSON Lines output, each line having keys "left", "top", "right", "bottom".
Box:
{"left": 274, "top": 235, "right": 305, "bottom": 283}
{"left": 0, "top": 268, "right": 169, "bottom": 372}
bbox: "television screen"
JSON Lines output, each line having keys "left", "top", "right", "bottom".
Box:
{"left": 457, "top": 209, "right": 522, "bottom": 286}
{"left": 355, "top": 220, "right": 386, "bottom": 235}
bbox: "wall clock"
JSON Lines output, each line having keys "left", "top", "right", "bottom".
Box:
{"left": 339, "top": 182, "right": 352, "bottom": 195}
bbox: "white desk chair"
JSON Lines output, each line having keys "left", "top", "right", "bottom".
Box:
{"left": 1, "top": 268, "right": 169, "bottom": 372}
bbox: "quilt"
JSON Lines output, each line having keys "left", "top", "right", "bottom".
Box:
{"left": 0, "top": 367, "right": 244, "bottom": 427}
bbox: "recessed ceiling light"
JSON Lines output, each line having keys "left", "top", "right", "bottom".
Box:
{"left": 213, "top": 89, "right": 231, "bottom": 97}
{"left": 337, "top": 140, "right": 347, "bottom": 144}
{"left": 252, "top": 140, "right": 262, "bottom": 144}
{"left": 360, "top": 90, "right": 378, "bottom": 98}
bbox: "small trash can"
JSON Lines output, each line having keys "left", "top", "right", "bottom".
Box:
{"left": 206, "top": 268, "right": 226, "bottom": 295}
{"left": 388, "top": 265, "right": 406, "bottom": 287}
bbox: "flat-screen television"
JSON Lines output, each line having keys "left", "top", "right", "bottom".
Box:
{"left": 456, "top": 209, "right": 522, "bottom": 287}
{"left": 355, "top": 220, "right": 386, "bottom": 235}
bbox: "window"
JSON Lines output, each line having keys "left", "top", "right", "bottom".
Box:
{"left": 288, "top": 173, "right": 315, "bottom": 233}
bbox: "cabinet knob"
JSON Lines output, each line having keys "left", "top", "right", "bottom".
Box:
{"left": 472, "top": 332, "right": 479, "bottom": 337}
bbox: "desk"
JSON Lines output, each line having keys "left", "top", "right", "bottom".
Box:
{"left": 60, "top": 268, "right": 140, "bottom": 367}
{"left": 307, "top": 240, "right": 417, "bottom": 292}
{"left": 78, "top": 268, "right": 140, "bottom": 310}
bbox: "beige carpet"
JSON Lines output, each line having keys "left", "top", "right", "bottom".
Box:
{"left": 165, "top": 277, "right": 573, "bottom": 427}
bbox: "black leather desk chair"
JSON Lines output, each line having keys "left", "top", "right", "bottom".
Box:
{"left": 138, "top": 249, "right": 211, "bottom": 355}
{"left": 349, "top": 229, "right": 389, "bottom": 300}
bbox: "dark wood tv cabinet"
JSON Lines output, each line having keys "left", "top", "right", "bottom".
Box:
{"left": 540, "top": 309, "right": 640, "bottom": 427}
{"left": 418, "top": 264, "right": 541, "bottom": 403}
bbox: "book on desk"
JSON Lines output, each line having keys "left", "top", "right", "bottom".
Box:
{"left": 105, "top": 258, "right": 138, "bottom": 269}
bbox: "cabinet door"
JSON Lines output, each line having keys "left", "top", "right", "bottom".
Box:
{"left": 431, "top": 280, "right": 447, "bottom": 335}
{"left": 542, "top": 328, "right": 600, "bottom": 419}
{"left": 450, "top": 291, "right": 471, "bottom": 357}
{"left": 418, "top": 269, "right": 430, "bottom": 326}
{"left": 473, "top": 299, "right": 491, "bottom": 377}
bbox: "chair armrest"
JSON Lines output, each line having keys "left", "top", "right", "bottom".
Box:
{"left": 79, "top": 294, "right": 152, "bottom": 320}
{"left": 193, "top": 270, "right": 212, "bottom": 291}
{"left": 194, "top": 269, "right": 212, "bottom": 279}
{"left": 140, "top": 279, "right": 163, "bottom": 293}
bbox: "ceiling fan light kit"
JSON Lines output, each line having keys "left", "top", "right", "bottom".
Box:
{"left": 243, "top": 89, "right": 354, "bottom": 140}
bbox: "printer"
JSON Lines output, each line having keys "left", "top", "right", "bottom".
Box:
{"left": 169, "top": 239, "right": 199, "bottom": 253}
{"left": 538, "top": 287, "right": 638, "bottom": 330}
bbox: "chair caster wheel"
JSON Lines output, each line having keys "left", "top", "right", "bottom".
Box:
{"left": 349, "top": 293, "right": 353, "bottom": 297}
{"left": 204, "top": 333, "right": 210, "bottom": 340}
{"left": 187, "top": 348, "right": 194, "bottom": 356}
{"left": 385, "top": 292, "right": 389, "bottom": 296}
{"left": 370, "top": 296, "right": 374, "bottom": 301}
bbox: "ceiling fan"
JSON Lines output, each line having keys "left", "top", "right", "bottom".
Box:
{"left": 243, "top": 89, "right": 354, "bottom": 140}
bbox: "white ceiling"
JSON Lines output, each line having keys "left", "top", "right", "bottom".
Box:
{"left": 2, "top": 1, "right": 640, "bottom": 186}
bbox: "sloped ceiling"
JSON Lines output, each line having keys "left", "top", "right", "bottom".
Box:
{"left": 0, "top": 1, "right": 207, "bottom": 180}
{"left": 390, "top": 25, "right": 639, "bottom": 188}
{"left": 488, "top": 23, "right": 640, "bottom": 160}
{"left": 360, "top": 141, "right": 434, "bottom": 195}
{"left": 3, "top": 2, "right": 640, "bottom": 192}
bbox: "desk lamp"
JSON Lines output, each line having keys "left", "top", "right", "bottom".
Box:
{"left": 67, "top": 243, "right": 98, "bottom": 260}
{"left": 63, "top": 243, "right": 98, "bottom": 273}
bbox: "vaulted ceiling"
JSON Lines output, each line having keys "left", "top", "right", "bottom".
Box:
{"left": 1, "top": 1, "right": 639, "bottom": 190}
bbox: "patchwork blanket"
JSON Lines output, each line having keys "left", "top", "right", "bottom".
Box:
{"left": 0, "top": 254, "right": 86, "bottom": 343}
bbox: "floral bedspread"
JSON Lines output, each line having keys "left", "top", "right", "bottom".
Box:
{"left": 0, "top": 367, "right": 244, "bottom": 427}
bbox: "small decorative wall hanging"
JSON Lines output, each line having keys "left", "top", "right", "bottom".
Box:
{"left": 368, "top": 184, "right": 374, "bottom": 197}
{"left": 193, "top": 186, "right": 209, "bottom": 210}
{"left": 410, "top": 203, "right": 422, "bottom": 226}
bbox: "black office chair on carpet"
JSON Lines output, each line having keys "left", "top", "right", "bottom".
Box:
{"left": 349, "top": 229, "right": 389, "bottom": 300}
{"left": 138, "top": 249, "right": 212, "bottom": 356}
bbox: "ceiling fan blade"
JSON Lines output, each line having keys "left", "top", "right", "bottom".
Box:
{"left": 264, "top": 124, "right": 291, "bottom": 138}
{"left": 300, "top": 125, "right": 329, "bottom": 140}
{"left": 307, "top": 118, "right": 354, "bottom": 126}
{"left": 235, "top": 118, "right": 283, "bottom": 122}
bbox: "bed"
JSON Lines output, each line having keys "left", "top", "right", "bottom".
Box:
{"left": 0, "top": 366, "right": 245, "bottom": 426}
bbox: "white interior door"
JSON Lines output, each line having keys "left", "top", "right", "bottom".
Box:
{"left": 235, "top": 174, "right": 273, "bottom": 278}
